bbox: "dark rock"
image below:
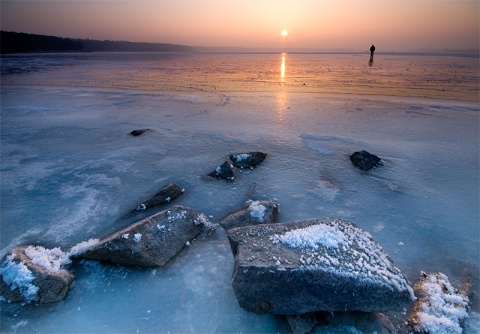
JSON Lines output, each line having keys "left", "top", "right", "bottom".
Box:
{"left": 135, "top": 182, "right": 185, "bottom": 211}
{"left": 227, "top": 218, "right": 414, "bottom": 315}
{"left": 229, "top": 152, "right": 267, "bottom": 169}
{"left": 0, "top": 246, "right": 74, "bottom": 304}
{"left": 79, "top": 206, "right": 211, "bottom": 267}
{"left": 208, "top": 161, "right": 235, "bottom": 181}
{"left": 130, "top": 129, "right": 149, "bottom": 136}
{"left": 350, "top": 150, "right": 384, "bottom": 171}
{"left": 219, "top": 200, "right": 279, "bottom": 230}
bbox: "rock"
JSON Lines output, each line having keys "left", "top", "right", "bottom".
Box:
{"left": 324, "top": 311, "right": 397, "bottom": 334}
{"left": 79, "top": 206, "right": 211, "bottom": 267}
{"left": 208, "top": 161, "right": 235, "bottom": 181}
{"left": 0, "top": 246, "right": 74, "bottom": 304}
{"left": 219, "top": 200, "right": 279, "bottom": 230}
{"left": 135, "top": 183, "right": 185, "bottom": 211}
{"left": 286, "top": 312, "right": 327, "bottom": 334}
{"left": 227, "top": 218, "right": 414, "bottom": 315}
{"left": 130, "top": 129, "right": 149, "bottom": 136}
{"left": 287, "top": 311, "right": 396, "bottom": 334}
{"left": 350, "top": 150, "right": 383, "bottom": 171}
{"left": 229, "top": 152, "right": 267, "bottom": 169}
{"left": 406, "top": 272, "right": 469, "bottom": 334}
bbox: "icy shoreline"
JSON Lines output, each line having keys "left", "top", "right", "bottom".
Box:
{"left": 1, "top": 85, "right": 478, "bottom": 332}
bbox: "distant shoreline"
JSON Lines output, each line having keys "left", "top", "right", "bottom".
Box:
{"left": 1, "top": 31, "right": 478, "bottom": 56}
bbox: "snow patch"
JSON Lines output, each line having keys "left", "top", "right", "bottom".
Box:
{"left": 411, "top": 273, "right": 469, "bottom": 334}
{"left": 132, "top": 233, "right": 142, "bottom": 243}
{"left": 0, "top": 254, "right": 39, "bottom": 302}
{"left": 248, "top": 201, "right": 266, "bottom": 222}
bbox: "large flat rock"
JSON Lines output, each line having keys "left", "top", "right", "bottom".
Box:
{"left": 227, "top": 218, "right": 414, "bottom": 315}
{"left": 79, "top": 206, "right": 210, "bottom": 267}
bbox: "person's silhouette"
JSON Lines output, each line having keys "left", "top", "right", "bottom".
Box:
{"left": 370, "top": 44, "right": 375, "bottom": 57}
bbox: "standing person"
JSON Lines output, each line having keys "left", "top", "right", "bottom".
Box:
{"left": 370, "top": 44, "right": 376, "bottom": 57}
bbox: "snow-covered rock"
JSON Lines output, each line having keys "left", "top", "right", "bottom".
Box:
{"left": 208, "top": 161, "right": 235, "bottom": 181}
{"left": 219, "top": 200, "right": 279, "bottom": 230}
{"left": 407, "top": 272, "right": 469, "bottom": 334}
{"left": 227, "top": 218, "right": 414, "bottom": 314}
{"left": 229, "top": 151, "right": 267, "bottom": 169}
{"left": 134, "top": 182, "right": 185, "bottom": 211}
{"left": 350, "top": 150, "right": 384, "bottom": 171}
{"left": 0, "top": 246, "right": 74, "bottom": 304}
{"left": 78, "top": 206, "right": 211, "bottom": 267}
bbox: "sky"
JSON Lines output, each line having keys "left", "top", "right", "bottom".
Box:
{"left": 1, "top": 0, "right": 479, "bottom": 51}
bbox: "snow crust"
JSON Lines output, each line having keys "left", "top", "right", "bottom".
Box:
{"left": 413, "top": 273, "right": 469, "bottom": 334}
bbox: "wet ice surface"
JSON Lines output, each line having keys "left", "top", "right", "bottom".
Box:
{"left": 0, "top": 53, "right": 479, "bottom": 332}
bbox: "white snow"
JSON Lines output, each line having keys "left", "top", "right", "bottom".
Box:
{"left": 0, "top": 254, "right": 39, "bottom": 303}
{"left": 24, "top": 246, "right": 70, "bottom": 272}
{"left": 132, "top": 233, "right": 142, "bottom": 243}
{"left": 248, "top": 201, "right": 266, "bottom": 222}
{"left": 68, "top": 238, "right": 100, "bottom": 257}
{"left": 412, "top": 273, "right": 469, "bottom": 334}
{"left": 271, "top": 223, "right": 346, "bottom": 250}
{"left": 234, "top": 153, "right": 250, "bottom": 162}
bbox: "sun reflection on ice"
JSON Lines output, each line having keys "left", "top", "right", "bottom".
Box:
{"left": 277, "top": 53, "right": 288, "bottom": 121}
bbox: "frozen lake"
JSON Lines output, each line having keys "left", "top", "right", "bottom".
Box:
{"left": 1, "top": 53, "right": 479, "bottom": 333}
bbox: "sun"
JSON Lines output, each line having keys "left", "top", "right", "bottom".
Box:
{"left": 281, "top": 29, "right": 288, "bottom": 37}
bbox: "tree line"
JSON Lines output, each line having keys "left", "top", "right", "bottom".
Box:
{"left": 0, "top": 31, "right": 193, "bottom": 54}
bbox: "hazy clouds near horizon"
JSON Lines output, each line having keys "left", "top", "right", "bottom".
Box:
{"left": 1, "top": 0, "right": 478, "bottom": 51}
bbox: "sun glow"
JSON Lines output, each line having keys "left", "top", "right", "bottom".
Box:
{"left": 281, "top": 29, "right": 288, "bottom": 37}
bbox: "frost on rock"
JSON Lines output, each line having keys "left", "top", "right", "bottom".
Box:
{"left": 134, "top": 182, "right": 185, "bottom": 211}
{"left": 227, "top": 218, "right": 414, "bottom": 314}
{"left": 407, "top": 272, "right": 469, "bottom": 334}
{"left": 78, "top": 206, "right": 208, "bottom": 267}
{"left": 219, "top": 200, "right": 279, "bottom": 231}
{"left": 229, "top": 152, "right": 267, "bottom": 169}
{"left": 0, "top": 246, "right": 75, "bottom": 304}
{"left": 208, "top": 161, "right": 235, "bottom": 181}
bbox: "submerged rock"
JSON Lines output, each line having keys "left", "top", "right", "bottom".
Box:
{"left": 208, "top": 161, "right": 235, "bottom": 181}
{"left": 0, "top": 246, "right": 74, "bottom": 304}
{"left": 130, "top": 129, "right": 150, "bottom": 136}
{"left": 135, "top": 182, "right": 185, "bottom": 211}
{"left": 229, "top": 152, "right": 267, "bottom": 169}
{"left": 227, "top": 218, "right": 414, "bottom": 315}
{"left": 219, "top": 200, "right": 279, "bottom": 230}
{"left": 350, "top": 150, "right": 384, "bottom": 171}
{"left": 79, "top": 206, "right": 211, "bottom": 267}
{"left": 287, "top": 311, "right": 396, "bottom": 334}
{"left": 407, "top": 272, "right": 469, "bottom": 334}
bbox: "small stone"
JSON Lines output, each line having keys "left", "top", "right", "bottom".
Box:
{"left": 208, "top": 161, "right": 235, "bottom": 181}
{"left": 350, "top": 150, "right": 383, "bottom": 171}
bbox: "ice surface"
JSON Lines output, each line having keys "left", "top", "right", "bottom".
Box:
{"left": 1, "top": 53, "right": 479, "bottom": 332}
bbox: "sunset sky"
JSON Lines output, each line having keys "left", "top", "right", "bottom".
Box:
{"left": 1, "top": 0, "right": 478, "bottom": 51}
